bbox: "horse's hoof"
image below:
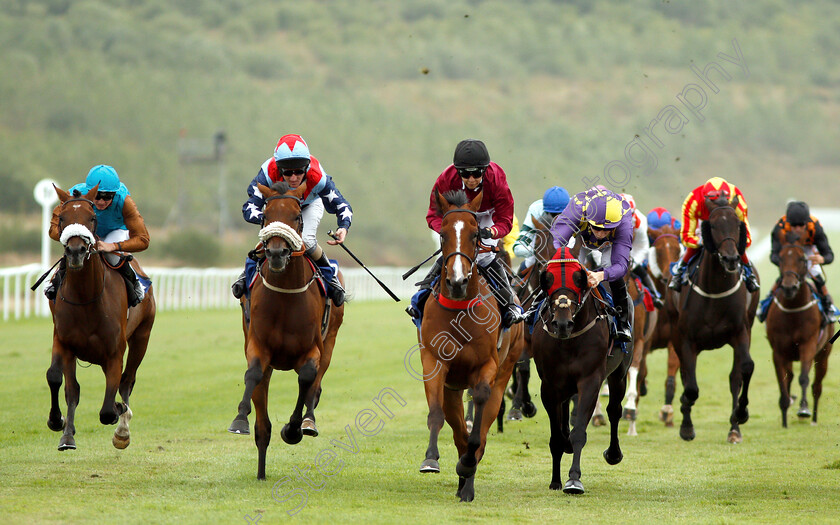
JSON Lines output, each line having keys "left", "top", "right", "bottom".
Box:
{"left": 727, "top": 429, "right": 742, "bottom": 444}
{"left": 58, "top": 436, "right": 76, "bottom": 451}
{"left": 522, "top": 401, "right": 538, "bottom": 418}
{"left": 592, "top": 414, "right": 606, "bottom": 427}
{"left": 47, "top": 416, "right": 65, "bottom": 432}
{"left": 563, "top": 479, "right": 585, "bottom": 495}
{"left": 604, "top": 448, "right": 623, "bottom": 465}
{"left": 419, "top": 459, "right": 440, "bottom": 473}
{"left": 301, "top": 418, "right": 319, "bottom": 437}
{"left": 227, "top": 418, "right": 250, "bottom": 435}
{"left": 622, "top": 408, "right": 636, "bottom": 421}
{"left": 679, "top": 425, "right": 695, "bottom": 441}
{"left": 113, "top": 433, "right": 130, "bottom": 449}
{"left": 797, "top": 408, "right": 812, "bottom": 419}
{"left": 506, "top": 408, "right": 523, "bottom": 421}
{"left": 280, "top": 423, "right": 303, "bottom": 445}
{"left": 456, "top": 458, "right": 477, "bottom": 479}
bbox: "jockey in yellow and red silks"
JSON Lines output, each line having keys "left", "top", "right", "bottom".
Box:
{"left": 669, "top": 177, "right": 759, "bottom": 292}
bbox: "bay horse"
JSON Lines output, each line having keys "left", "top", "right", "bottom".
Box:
{"left": 418, "top": 190, "right": 523, "bottom": 502}
{"left": 765, "top": 233, "right": 834, "bottom": 427}
{"left": 671, "top": 195, "right": 759, "bottom": 443}
{"left": 530, "top": 248, "right": 631, "bottom": 494}
{"left": 637, "top": 225, "right": 683, "bottom": 427}
{"left": 47, "top": 185, "right": 156, "bottom": 451}
{"left": 228, "top": 181, "right": 344, "bottom": 480}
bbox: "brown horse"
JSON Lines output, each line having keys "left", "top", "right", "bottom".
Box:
{"left": 638, "top": 225, "right": 683, "bottom": 427}
{"left": 765, "top": 234, "right": 835, "bottom": 427}
{"left": 47, "top": 185, "right": 156, "bottom": 451}
{"left": 530, "top": 247, "right": 631, "bottom": 494}
{"left": 619, "top": 273, "right": 657, "bottom": 435}
{"left": 418, "top": 190, "right": 523, "bottom": 502}
{"left": 228, "top": 181, "right": 344, "bottom": 480}
{"left": 671, "top": 195, "right": 759, "bottom": 443}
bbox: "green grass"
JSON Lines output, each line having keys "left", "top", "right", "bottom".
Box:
{"left": 1, "top": 301, "right": 839, "bottom": 524}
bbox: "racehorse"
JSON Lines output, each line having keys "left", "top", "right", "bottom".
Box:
{"left": 418, "top": 190, "right": 523, "bottom": 502}
{"left": 47, "top": 185, "right": 156, "bottom": 451}
{"left": 638, "top": 225, "right": 683, "bottom": 427}
{"left": 619, "top": 273, "right": 657, "bottom": 436}
{"left": 671, "top": 195, "right": 759, "bottom": 443}
{"left": 228, "top": 181, "right": 344, "bottom": 480}
{"left": 530, "top": 248, "right": 631, "bottom": 494}
{"left": 765, "top": 233, "right": 834, "bottom": 427}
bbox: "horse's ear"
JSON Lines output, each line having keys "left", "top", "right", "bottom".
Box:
{"left": 257, "top": 183, "right": 273, "bottom": 198}
{"left": 539, "top": 269, "right": 554, "bottom": 292}
{"left": 291, "top": 180, "right": 307, "bottom": 200}
{"left": 701, "top": 220, "right": 716, "bottom": 253}
{"left": 54, "top": 184, "right": 70, "bottom": 203}
{"left": 647, "top": 227, "right": 658, "bottom": 240}
{"left": 738, "top": 222, "right": 747, "bottom": 255}
{"left": 466, "top": 190, "right": 483, "bottom": 212}
{"left": 83, "top": 184, "right": 99, "bottom": 202}
{"left": 731, "top": 193, "right": 740, "bottom": 209}
{"left": 435, "top": 189, "right": 449, "bottom": 214}
{"left": 573, "top": 269, "right": 588, "bottom": 289}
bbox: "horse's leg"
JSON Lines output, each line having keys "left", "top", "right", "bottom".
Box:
{"left": 229, "top": 355, "right": 265, "bottom": 435}
{"left": 772, "top": 351, "right": 792, "bottom": 428}
{"left": 677, "top": 340, "right": 699, "bottom": 441}
{"left": 812, "top": 347, "right": 829, "bottom": 425}
{"left": 420, "top": 371, "right": 446, "bottom": 474}
{"left": 507, "top": 361, "right": 525, "bottom": 421}
{"left": 442, "top": 388, "right": 469, "bottom": 497}
{"left": 99, "top": 356, "right": 124, "bottom": 427}
{"left": 729, "top": 328, "right": 754, "bottom": 443}
{"left": 796, "top": 343, "right": 816, "bottom": 419}
{"left": 605, "top": 363, "right": 627, "bottom": 464}
{"left": 114, "top": 319, "right": 153, "bottom": 450}
{"left": 281, "top": 355, "right": 318, "bottom": 445}
{"left": 591, "top": 396, "right": 606, "bottom": 427}
{"left": 540, "top": 386, "right": 564, "bottom": 490}
{"left": 464, "top": 388, "right": 474, "bottom": 433}
{"left": 253, "top": 367, "right": 273, "bottom": 480}
{"left": 57, "top": 352, "right": 80, "bottom": 451}
{"left": 660, "top": 343, "right": 679, "bottom": 427}
{"left": 456, "top": 380, "right": 491, "bottom": 503}
{"left": 565, "top": 377, "right": 600, "bottom": 494}
{"left": 519, "top": 357, "right": 537, "bottom": 418}
{"left": 46, "top": 349, "right": 65, "bottom": 434}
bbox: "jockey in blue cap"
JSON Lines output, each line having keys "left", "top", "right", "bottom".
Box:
{"left": 513, "top": 186, "right": 572, "bottom": 274}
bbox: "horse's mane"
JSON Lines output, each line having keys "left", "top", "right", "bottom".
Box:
{"left": 270, "top": 181, "right": 292, "bottom": 195}
{"left": 442, "top": 190, "right": 469, "bottom": 207}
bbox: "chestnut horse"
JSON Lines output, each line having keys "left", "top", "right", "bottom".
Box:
{"left": 671, "top": 195, "right": 759, "bottom": 443}
{"left": 530, "top": 248, "right": 631, "bottom": 494}
{"left": 228, "top": 181, "right": 344, "bottom": 480}
{"left": 418, "top": 190, "right": 523, "bottom": 502}
{"left": 765, "top": 235, "right": 834, "bottom": 427}
{"left": 47, "top": 185, "right": 156, "bottom": 451}
{"left": 638, "top": 225, "right": 683, "bottom": 427}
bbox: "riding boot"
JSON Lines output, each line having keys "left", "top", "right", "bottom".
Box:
{"left": 486, "top": 256, "right": 524, "bottom": 329}
{"left": 813, "top": 275, "right": 839, "bottom": 323}
{"left": 415, "top": 256, "right": 443, "bottom": 290}
{"left": 523, "top": 288, "right": 547, "bottom": 325}
{"left": 315, "top": 252, "right": 345, "bottom": 307}
{"left": 609, "top": 278, "right": 633, "bottom": 342}
{"left": 231, "top": 269, "right": 247, "bottom": 299}
{"left": 668, "top": 260, "right": 687, "bottom": 291}
{"left": 632, "top": 262, "right": 664, "bottom": 308}
{"left": 44, "top": 258, "right": 66, "bottom": 301}
{"left": 117, "top": 259, "right": 144, "bottom": 307}
{"left": 756, "top": 281, "right": 778, "bottom": 323}
{"left": 742, "top": 262, "right": 760, "bottom": 293}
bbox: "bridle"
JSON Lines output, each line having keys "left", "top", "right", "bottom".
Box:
{"left": 57, "top": 197, "right": 105, "bottom": 305}
{"left": 441, "top": 208, "right": 480, "bottom": 275}
{"left": 707, "top": 205, "right": 740, "bottom": 264}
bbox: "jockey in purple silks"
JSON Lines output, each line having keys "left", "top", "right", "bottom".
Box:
{"left": 526, "top": 187, "right": 635, "bottom": 342}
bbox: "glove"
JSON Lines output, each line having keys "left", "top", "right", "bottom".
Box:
{"left": 479, "top": 227, "right": 494, "bottom": 240}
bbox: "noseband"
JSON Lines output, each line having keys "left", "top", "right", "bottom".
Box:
{"left": 59, "top": 197, "right": 98, "bottom": 257}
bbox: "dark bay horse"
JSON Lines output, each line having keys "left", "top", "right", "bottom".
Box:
{"left": 765, "top": 235, "right": 834, "bottom": 427}
{"left": 228, "top": 181, "right": 344, "bottom": 480}
{"left": 671, "top": 196, "right": 759, "bottom": 443}
{"left": 418, "top": 190, "right": 524, "bottom": 502}
{"left": 530, "top": 248, "right": 631, "bottom": 494}
{"left": 639, "top": 225, "right": 683, "bottom": 427}
{"left": 47, "top": 185, "right": 156, "bottom": 451}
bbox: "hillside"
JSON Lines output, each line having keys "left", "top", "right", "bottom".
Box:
{"left": 2, "top": 0, "right": 839, "bottom": 266}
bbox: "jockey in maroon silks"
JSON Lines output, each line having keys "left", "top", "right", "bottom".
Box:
{"left": 408, "top": 139, "right": 523, "bottom": 329}
{"left": 526, "top": 187, "right": 636, "bottom": 342}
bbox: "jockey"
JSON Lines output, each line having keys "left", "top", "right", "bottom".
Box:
{"left": 536, "top": 187, "right": 636, "bottom": 342}
{"left": 513, "top": 186, "right": 571, "bottom": 274}
{"left": 669, "top": 177, "right": 760, "bottom": 292}
{"left": 646, "top": 207, "right": 681, "bottom": 237}
{"left": 758, "top": 201, "right": 838, "bottom": 323}
{"left": 409, "top": 139, "right": 523, "bottom": 329}
{"left": 231, "top": 134, "right": 351, "bottom": 306}
{"left": 46, "top": 165, "right": 149, "bottom": 307}
{"left": 620, "top": 193, "right": 664, "bottom": 308}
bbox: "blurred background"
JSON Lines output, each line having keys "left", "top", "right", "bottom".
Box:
{"left": 1, "top": 0, "right": 838, "bottom": 268}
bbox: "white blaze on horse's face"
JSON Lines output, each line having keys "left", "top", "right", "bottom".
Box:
{"left": 452, "top": 220, "right": 466, "bottom": 282}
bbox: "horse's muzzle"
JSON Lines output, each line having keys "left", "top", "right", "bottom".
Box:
{"left": 264, "top": 246, "right": 291, "bottom": 273}
{"left": 718, "top": 254, "right": 741, "bottom": 273}
{"left": 64, "top": 241, "right": 89, "bottom": 270}
{"left": 445, "top": 277, "right": 468, "bottom": 301}
{"left": 780, "top": 283, "right": 800, "bottom": 300}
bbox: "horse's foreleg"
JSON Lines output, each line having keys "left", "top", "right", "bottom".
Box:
{"left": 797, "top": 347, "right": 816, "bottom": 419}
{"left": 605, "top": 366, "right": 626, "bottom": 463}
{"left": 660, "top": 343, "right": 680, "bottom": 425}
{"left": 253, "top": 368, "right": 273, "bottom": 480}
{"left": 229, "top": 356, "right": 265, "bottom": 435}
{"left": 772, "top": 352, "right": 792, "bottom": 428}
{"left": 677, "top": 340, "right": 699, "bottom": 441}
{"left": 54, "top": 352, "right": 79, "bottom": 451}
{"left": 420, "top": 379, "right": 446, "bottom": 474}
{"left": 99, "top": 357, "right": 123, "bottom": 427}
{"left": 622, "top": 365, "right": 639, "bottom": 425}
{"left": 46, "top": 350, "right": 65, "bottom": 433}
{"left": 812, "top": 348, "right": 829, "bottom": 425}
{"left": 541, "top": 386, "right": 564, "bottom": 490}
{"left": 281, "top": 357, "right": 317, "bottom": 445}
{"left": 730, "top": 329, "right": 754, "bottom": 442}
{"left": 565, "top": 377, "right": 600, "bottom": 494}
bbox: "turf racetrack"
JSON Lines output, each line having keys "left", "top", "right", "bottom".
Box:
{"left": 1, "top": 300, "right": 839, "bottom": 524}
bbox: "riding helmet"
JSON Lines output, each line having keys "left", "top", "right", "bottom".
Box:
{"left": 85, "top": 165, "right": 121, "bottom": 193}
{"left": 453, "top": 139, "right": 490, "bottom": 169}
{"left": 543, "top": 186, "right": 570, "bottom": 214}
{"left": 274, "top": 134, "right": 311, "bottom": 170}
